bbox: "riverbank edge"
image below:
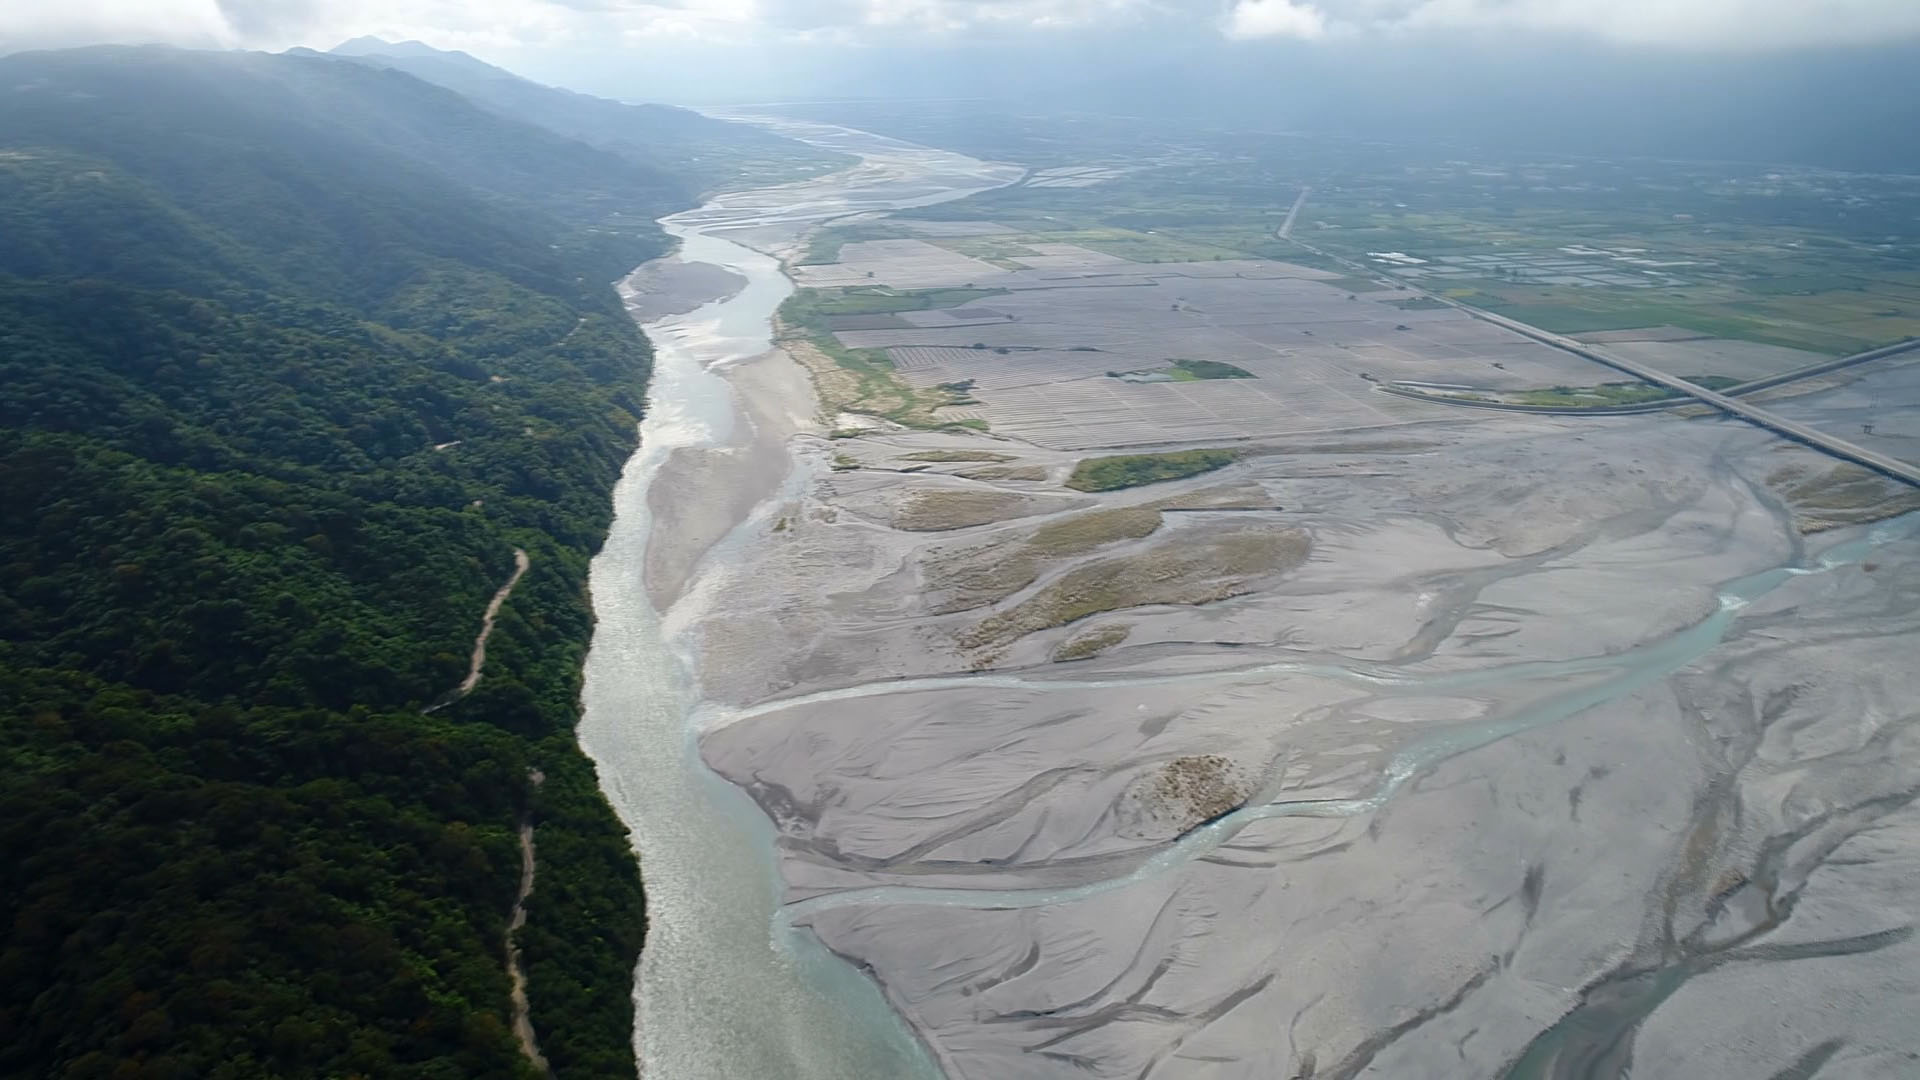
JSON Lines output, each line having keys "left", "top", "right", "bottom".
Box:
{"left": 589, "top": 144, "right": 1019, "bottom": 1079}
{"left": 680, "top": 313, "right": 972, "bottom": 1080}
{"left": 613, "top": 232, "right": 963, "bottom": 1080}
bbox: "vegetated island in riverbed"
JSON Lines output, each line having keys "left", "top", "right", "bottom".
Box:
{"left": 776, "top": 285, "right": 1005, "bottom": 429}
{"left": 1065, "top": 448, "right": 1241, "bottom": 491}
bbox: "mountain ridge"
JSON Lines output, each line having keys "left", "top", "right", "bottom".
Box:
{"left": 322, "top": 36, "right": 854, "bottom": 193}
{"left": 0, "top": 42, "right": 722, "bottom": 1080}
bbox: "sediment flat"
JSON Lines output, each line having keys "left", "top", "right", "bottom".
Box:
{"left": 696, "top": 382, "right": 1920, "bottom": 1078}
{"left": 601, "top": 120, "right": 1920, "bottom": 1079}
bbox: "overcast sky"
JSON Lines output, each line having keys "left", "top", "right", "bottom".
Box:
{"left": 5, "top": 0, "right": 1920, "bottom": 114}
{"left": 8, "top": 0, "right": 1920, "bottom": 55}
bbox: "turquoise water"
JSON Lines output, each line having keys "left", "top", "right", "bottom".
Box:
{"left": 578, "top": 116, "right": 1920, "bottom": 1080}
{"left": 779, "top": 513, "right": 1919, "bottom": 924}
{"left": 576, "top": 124, "right": 1017, "bottom": 1080}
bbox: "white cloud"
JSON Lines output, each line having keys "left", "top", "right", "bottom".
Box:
{"left": 5, "top": 0, "right": 1920, "bottom": 53}
{"left": 1, "top": 0, "right": 238, "bottom": 50}
{"left": 0, "top": 0, "right": 702, "bottom": 53}
{"left": 1223, "top": 0, "right": 1920, "bottom": 50}
{"left": 1223, "top": 0, "right": 1325, "bottom": 39}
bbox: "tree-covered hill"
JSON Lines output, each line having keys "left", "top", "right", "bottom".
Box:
{"left": 0, "top": 45, "right": 698, "bottom": 1080}
{"left": 0, "top": 45, "right": 688, "bottom": 299}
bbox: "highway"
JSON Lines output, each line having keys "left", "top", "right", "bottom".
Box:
{"left": 1462, "top": 304, "right": 1920, "bottom": 486}
{"left": 1380, "top": 338, "right": 1920, "bottom": 415}
{"left": 1289, "top": 237, "right": 1920, "bottom": 488}
{"left": 1278, "top": 186, "right": 1310, "bottom": 240}
{"left": 1714, "top": 336, "right": 1920, "bottom": 396}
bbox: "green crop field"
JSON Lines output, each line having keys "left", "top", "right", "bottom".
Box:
{"left": 822, "top": 112, "right": 1920, "bottom": 359}
{"left": 782, "top": 286, "right": 1010, "bottom": 328}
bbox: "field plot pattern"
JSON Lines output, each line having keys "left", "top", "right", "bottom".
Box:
{"left": 808, "top": 238, "right": 1626, "bottom": 448}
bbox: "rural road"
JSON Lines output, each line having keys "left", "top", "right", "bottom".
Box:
{"left": 507, "top": 774, "right": 552, "bottom": 1077}
{"left": 1467, "top": 303, "right": 1920, "bottom": 486}
{"left": 424, "top": 547, "right": 531, "bottom": 713}
{"left": 1278, "top": 186, "right": 1310, "bottom": 240}
{"left": 1380, "top": 337, "right": 1920, "bottom": 415}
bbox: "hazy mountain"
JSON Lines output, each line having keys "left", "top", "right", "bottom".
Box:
{"left": 1117, "top": 40, "right": 1920, "bottom": 174}
{"left": 528, "top": 31, "right": 1920, "bottom": 175}
{"left": 0, "top": 44, "right": 690, "bottom": 298}
{"left": 333, "top": 35, "right": 481, "bottom": 62}
{"left": 325, "top": 37, "right": 852, "bottom": 192}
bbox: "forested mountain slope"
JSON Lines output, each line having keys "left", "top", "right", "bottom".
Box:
{"left": 0, "top": 45, "right": 687, "bottom": 292}
{"left": 0, "top": 45, "right": 704, "bottom": 1079}
{"left": 324, "top": 37, "right": 852, "bottom": 192}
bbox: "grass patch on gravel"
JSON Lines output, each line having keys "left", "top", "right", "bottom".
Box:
{"left": 1171, "top": 359, "right": 1254, "bottom": 380}
{"left": 778, "top": 288, "right": 1011, "bottom": 430}
{"left": 1502, "top": 374, "right": 1735, "bottom": 408}
{"left": 1768, "top": 462, "right": 1920, "bottom": 532}
{"left": 900, "top": 450, "right": 1015, "bottom": 463}
{"left": 1053, "top": 624, "right": 1130, "bottom": 661}
{"left": 795, "top": 222, "right": 917, "bottom": 265}
{"left": 783, "top": 286, "right": 1009, "bottom": 324}
{"left": 893, "top": 490, "right": 1051, "bottom": 531}
{"left": 782, "top": 331, "right": 980, "bottom": 430}
{"left": 1026, "top": 507, "right": 1164, "bottom": 555}
{"left": 1066, "top": 449, "right": 1239, "bottom": 491}
{"left": 1136, "top": 754, "right": 1249, "bottom": 831}
{"left": 1150, "top": 484, "right": 1274, "bottom": 510}
{"left": 961, "top": 464, "right": 1048, "bottom": 482}
{"left": 927, "top": 506, "right": 1166, "bottom": 611}
{"left": 1109, "top": 359, "right": 1254, "bottom": 383}
{"left": 1508, "top": 381, "right": 1679, "bottom": 407}
{"left": 959, "top": 528, "right": 1309, "bottom": 649}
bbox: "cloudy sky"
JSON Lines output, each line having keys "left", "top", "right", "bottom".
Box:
{"left": 8, "top": 0, "right": 1920, "bottom": 54}
{"left": 5, "top": 0, "right": 1920, "bottom": 110}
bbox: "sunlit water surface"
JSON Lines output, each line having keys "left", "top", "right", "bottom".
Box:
{"left": 576, "top": 124, "right": 1019, "bottom": 1080}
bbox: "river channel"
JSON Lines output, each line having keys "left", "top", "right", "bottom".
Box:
{"left": 575, "top": 124, "right": 1019, "bottom": 1080}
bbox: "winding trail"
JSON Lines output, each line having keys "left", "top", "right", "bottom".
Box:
{"left": 506, "top": 772, "right": 552, "bottom": 1077}
{"left": 1377, "top": 337, "right": 1920, "bottom": 416}
{"left": 426, "top": 547, "right": 529, "bottom": 713}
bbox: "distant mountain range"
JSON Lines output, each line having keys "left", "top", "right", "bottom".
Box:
{"left": 312, "top": 36, "right": 851, "bottom": 194}
{"left": 582, "top": 30, "right": 1920, "bottom": 175}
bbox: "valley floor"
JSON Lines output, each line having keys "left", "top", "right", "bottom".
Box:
{"left": 607, "top": 118, "right": 1920, "bottom": 1079}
